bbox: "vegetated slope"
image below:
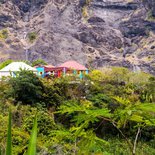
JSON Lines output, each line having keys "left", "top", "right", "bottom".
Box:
{"left": 0, "top": 0, "right": 155, "bottom": 74}
{"left": 0, "top": 68, "right": 155, "bottom": 154}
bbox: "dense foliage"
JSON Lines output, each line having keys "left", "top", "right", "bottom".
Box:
{"left": 0, "top": 67, "right": 155, "bottom": 154}
{"left": 8, "top": 70, "right": 44, "bottom": 104}
{"left": 31, "top": 59, "right": 47, "bottom": 67}
{"left": 0, "top": 59, "right": 13, "bottom": 70}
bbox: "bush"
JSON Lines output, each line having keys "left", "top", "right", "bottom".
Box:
{"left": 32, "top": 59, "right": 47, "bottom": 67}
{"left": 42, "top": 78, "right": 69, "bottom": 108}
{"left": 28, "top": 32, "right": 37, "bottom": 43}
{"left": 8, "top": 70, "right": 44, "bottom": 104}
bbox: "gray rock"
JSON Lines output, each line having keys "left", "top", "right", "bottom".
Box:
{"left": 0, "top": 0, "right": 154, "bottom": 75}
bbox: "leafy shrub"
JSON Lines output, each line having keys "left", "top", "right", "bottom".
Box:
{"left": 8, "top": 70, "right": 44, "bottom": 104}
{"left": 32, "top": 59, "right": 47, "bottom": 67}
{"left": 28, "top": 32, "right": 37, "bottom": 43}
{"left": 42, "top": 78, "right": 69, "bottom": 108}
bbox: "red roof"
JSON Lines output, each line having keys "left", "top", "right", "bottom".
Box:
{"left": 44, "top": 65, "right": 55, "bottom": 68}
{"left": 59, "top": 60, "right": 88, "bottom": 71}
{"left": 44, "top": 65, "right": 55, "bottom": 72}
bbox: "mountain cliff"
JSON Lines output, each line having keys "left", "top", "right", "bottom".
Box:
{"left": 0, "top": 0, "right": 155, "bottom": 74}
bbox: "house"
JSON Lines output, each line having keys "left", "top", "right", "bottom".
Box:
{"left": 59, "top": 60, "right": 88, "bottom": 71}
{"left": 54, "top": 60, "right": 89, "bottom": 79}
{"left": 35, "top": 65, "right": 55, "bottom": 78}
{"left": 35, "top": 60, "right": 89, "bottom": 79}
{"left": 35, "top": 66, "right": 45, "bottom": 78}
{"left": 0, "top": 62, "right": 37, "bottom": 78}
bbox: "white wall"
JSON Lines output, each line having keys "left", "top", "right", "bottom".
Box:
{"left": 0, "top": 71, "right": 12, "bottom": 78}
{"left": 0, "top": 71, "right": 38, "bottom": 79}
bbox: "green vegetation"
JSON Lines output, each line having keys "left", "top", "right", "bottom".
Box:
{"left": 0, "top": 59, "right": 13, "bottom": 69}
{"left": 8, "top": 70, "right": 44, "bottom": 104}
{"left": 32, "top": 58, "right": 47, "bottom": 67}
{"left": 6, "top": 109, "right": 12, "bottom": 155}
{"left": 0, "top": 67, "right": 155, "bottom": 154}
{"left": 81, "top": 0, "right": 92, "bottom": 18}
{"left": 0, "top": 29, "right": 8, "bottom": 40}
{"left": 27, "top": 115, "right": 37, "bottom": 155}
{"left": 28, "top": 32, "right": 37, "bottom": 43}
{"left": 5, "top": 111, "right": 38, "bottom": 155}
{"left": 82, "top": 6, "right": 89, "bottom": 18}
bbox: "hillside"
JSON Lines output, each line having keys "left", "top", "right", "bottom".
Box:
{"left": 0, "top": 67, "right": 155, "bottom": 154}
{"left": 0, "top": 0, "right": 155, "bottom": 74}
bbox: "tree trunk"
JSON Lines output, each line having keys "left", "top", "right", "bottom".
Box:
{"left": 132, "top": 127, "right": 141, "bottom": 155}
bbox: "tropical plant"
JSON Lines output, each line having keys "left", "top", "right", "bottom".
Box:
{"left": 4, "top": 110, "right": 38, "bottom": 155}
{"left": 112, "top": 97, "right": 155, "bottom": 155}
{"left": 27, "top": 115, "right": 37, "bottom": 155}
{"left": 54, "top": 100, "right": 111, "bottom": 154}
{"left": 0, "top": 67, "right": 155, "bottom": 154}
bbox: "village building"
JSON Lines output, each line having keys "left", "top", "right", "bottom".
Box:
{"left": 35, "top": 60, "right": 89, "bottom": 79}
{"left": 35, "top": 65, "right": 55, "bottom": 78}
{"left": 58, "top": 60, "right": 89, "bottom": 79}
{"left": 0, "top": 62, "right": 37, "bottom": 78}
{"left": 0, "top": 60, "right": 89, "bottom": 79}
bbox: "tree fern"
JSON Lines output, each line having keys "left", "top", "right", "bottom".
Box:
{"left": 55, "top": 100, "right": 111, "bottom": 153}
{"left": 112, "top": 97, "right": 155, "bottom": 154}
{"left": 57, "top": 101, "right": 87, "bottom": 114}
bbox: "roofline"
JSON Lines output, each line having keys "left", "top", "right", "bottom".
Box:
{"left": 0, "top": 70, "right": 37, "bottom": 72}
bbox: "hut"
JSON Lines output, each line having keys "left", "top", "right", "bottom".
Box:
{"left": 0, "top": 62, "right": 37, "bottom": 78}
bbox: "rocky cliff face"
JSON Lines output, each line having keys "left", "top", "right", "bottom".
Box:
{"left": 0, "top": 0, "right": 155, "bottom": 74}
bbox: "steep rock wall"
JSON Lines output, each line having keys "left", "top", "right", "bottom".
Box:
{"left": 0, "top": 0, "right": 154, "bottom": 74}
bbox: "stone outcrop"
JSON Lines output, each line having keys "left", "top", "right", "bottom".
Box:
{"left": 0, "top": 0, "right": 154, "bottom": 74}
